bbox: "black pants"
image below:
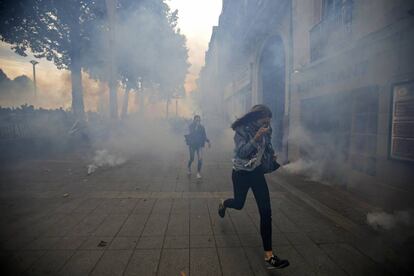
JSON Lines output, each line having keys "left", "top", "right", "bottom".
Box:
{"left": 224, "top": 167, "right": 272, "bottom": 251}
{"left": 188, "top": 146, "right": 203, "bottom": 172}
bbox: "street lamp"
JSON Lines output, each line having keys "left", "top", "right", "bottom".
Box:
{"left": 30, "top": 60, "right": 39, "bottom": 99}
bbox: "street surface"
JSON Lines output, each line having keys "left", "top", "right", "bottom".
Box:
{"left": 0, "top": 146, "right": 399, "bottom": 275}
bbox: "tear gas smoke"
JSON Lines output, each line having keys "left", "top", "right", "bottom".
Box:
{"left": 283, "top": 125, "right": 348, "bottom": 185}
{"left": 87, "top": 149, "right": 126, "bottom": 174}
{"left": 1, "top": 1, "right": 190, "bottom": 115}
{"left": 367, "top": 210, "right": 412, "bottom": 231}
{"left": 83, "top": 113, "right": 184, "bottom": 176}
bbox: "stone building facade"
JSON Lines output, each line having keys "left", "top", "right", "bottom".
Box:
{"left": 198, "top": 0, "right": 414, "bottom": 207}
{"left": 199, "top": 0, "right": 292, "bottom": 150}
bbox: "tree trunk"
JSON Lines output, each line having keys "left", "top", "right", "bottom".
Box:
{"left": 121, "top": 87, "right": 130, "bottom": 119}
{"left": 106, "top": 0, "right": 118, "bottom": 119}
{"left": 139, "top": 94, "right": 144, "bottom": 114}
{"left": 69, "top": 22, "right": 84, "bottom": 118}
{"left": 109, "top": 82, "right": 118, "bottom": 119}
{"left": 166, "top": 97, "right": 170, "bottom": 119}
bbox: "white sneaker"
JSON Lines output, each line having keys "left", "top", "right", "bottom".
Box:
{"left": 187, "top": 168, "right": 191, "bottom": 176}
{"left": 196, "top": 172, "right": 202, "bottom": 179}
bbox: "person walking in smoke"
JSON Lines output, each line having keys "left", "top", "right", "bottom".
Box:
{"left": 218, "top": 104, "right": 289, "bottom": 269}
{"left": 185, "top": 115, "right": 210, "bottom": 179}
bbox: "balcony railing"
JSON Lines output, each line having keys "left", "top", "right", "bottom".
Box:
{"left": 310, "top": 1, "right": 353, "bottom": 62}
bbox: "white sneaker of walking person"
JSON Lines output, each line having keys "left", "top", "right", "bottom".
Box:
{"left": 196, "top": 172, "right": 202, "bottom": 179}
{"left": 187, "top": 168, "right": 191, "bottom": 176}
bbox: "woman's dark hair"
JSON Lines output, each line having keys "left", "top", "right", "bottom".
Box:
{"left": 231, "top": 104, "right": 272, "bottom": 130}
{"left": 193, "top": 115, "right": 201, "bottom": 121}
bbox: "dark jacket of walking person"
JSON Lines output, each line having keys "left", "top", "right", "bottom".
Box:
{"left": 218, "top": 104, "right": 289, "bottom": 270}
{"left": 185, "top": 115, "right": 210, "bottom": 178}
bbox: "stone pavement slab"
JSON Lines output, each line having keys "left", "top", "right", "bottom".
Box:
{"left": 0, "top": 148, "right": 398, "bottom": 275}
{"left": 190, "top": 248, "right": 222, "bottom": 276}
{"left": 157, "top": 248, "right": 189, "bottom": 276}
{"left": 58, "top": 250, "right": 103, "bottom": 276}
{"left": 26, "top": 250, "right": 74, "bottom": 276}
{"left": 123, "top": 249, "right": 161, "bottom": 276}
{"left": 90, "top": 250, "right": 133, "bottom": 276}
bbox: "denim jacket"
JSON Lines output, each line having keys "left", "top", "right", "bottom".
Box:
{"left": 187, "top": 123, "right": 209, "bottom": 148}
{"left": 233, "top": 122, "right": 276, "bottom": 172}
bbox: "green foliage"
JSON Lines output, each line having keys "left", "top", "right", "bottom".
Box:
{"left": 84, "top": 0, "right": 189, "bottom": 97}
{"left": 0, "top": 0, "right": 189, "bottom": 111}
{"left": 0, "top": 0, "right": 104, "bottom": 69}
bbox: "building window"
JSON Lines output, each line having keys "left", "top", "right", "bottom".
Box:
{"left": 310, "top": 0, "right": 354, "bottom": 61}
{"left": 322, "top": 0, "right": 353, "bottom": 25}
{"left": 390, "top": 82, "right": 414, "bottom": 162}
{"left": 323, "top": 0, "right": 341, "bottom": 18}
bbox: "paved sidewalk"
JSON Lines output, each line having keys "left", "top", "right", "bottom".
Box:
{"left": 0, "top": 148, "right": 399, "bottom": 275}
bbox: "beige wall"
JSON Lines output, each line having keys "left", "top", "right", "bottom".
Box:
{"left": 289, "top": 0, "right": 414, "bottom": 193}
{"left": 353, "top": 0, "right": 412, "bottom": 41}
{"left": 201, "top": 0, "right": 414, "bottom": 194}
{"left": 292, "top": 0, "right": 317, "bottom": 69}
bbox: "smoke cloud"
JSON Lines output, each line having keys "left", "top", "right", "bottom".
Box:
{"left": 1, "top": 0, "right": 192, "bottom": 116}
{"left": 283, "top": 125, "right": 348, "bottom": 185}
{"left": 367, "top": 210, "right": 413, "bottom": 231}
{"left": 87, "top": 149, "right": 126, "bottom": 174}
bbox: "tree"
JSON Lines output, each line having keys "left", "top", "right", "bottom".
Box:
{"left": 84, "top": 0, "right": 189, "bottom": 118}
{"left": 0, "top": 0, "right": 105, "bottom": 117}
{"left": 0, "top": 69, "right": 33, "bottom": 105}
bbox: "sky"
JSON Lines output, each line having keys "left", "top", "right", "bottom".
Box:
{"left": 168, "top": 0, "right": 222, "bottom": 92}
{"left": 0, "top": 0, "right": 222, "bottom": 109}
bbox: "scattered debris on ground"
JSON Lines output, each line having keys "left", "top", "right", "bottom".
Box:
{"left": 98, "top": 240, "right": 108, "bottom": 247}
